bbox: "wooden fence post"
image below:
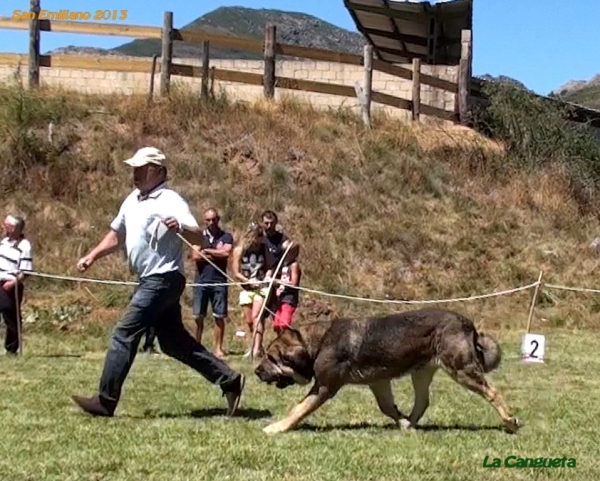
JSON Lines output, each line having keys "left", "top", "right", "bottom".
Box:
{"left": 29, "top": 0, "right": 40, "bottom": 89}
{"left": 201, "top": 40, "right": 210, "bottom": 100}
{"left": 210, "top": 66, "right": 215, "bottom": 97}
{"left": 160, "top": 11, "right": 173, "bottom": 97}
{"left": 412, "top": 58, "right": 421, "bottom": 121}
{"left": 363, "top": 44, "right": 373, "bottom": 127}
{"left": 457, "top": 29, "right": 472, "bottom": 124}
{"left": 148, "top": 54, "right": 158, "bottom": 103}
{"left": 263, "top": 24, "right": 276, "bottom": 99}
{"left": 354, "top": 44, "right": 373, "bottom": 128}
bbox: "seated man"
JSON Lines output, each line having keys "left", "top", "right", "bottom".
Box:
{"left": 0, "top": 215, "right": 33, "bottom": 355}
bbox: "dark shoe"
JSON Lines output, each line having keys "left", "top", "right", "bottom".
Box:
{"left": 223, "top": 374, "right": 245, "bottom": 417}
{"left": 71, "top": 395, "right": 115, "bottom": 417}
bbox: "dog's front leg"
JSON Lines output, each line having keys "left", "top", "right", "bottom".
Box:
{"left": 407, "top": 366, "right": 438, "bottom": 428}
{"left": 369, "top": 379, "right": 410, "bottom": 428}
{"left": 263, "top": 383, "right": 336, "bottom": 435}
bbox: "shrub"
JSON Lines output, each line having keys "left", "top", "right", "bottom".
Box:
{"left": 472, "top": 80, "right": 600, "bottom": 213}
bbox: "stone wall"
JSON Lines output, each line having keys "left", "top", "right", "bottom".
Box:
{"left": 0, "top": 55, "right": 458, "bottom": 122}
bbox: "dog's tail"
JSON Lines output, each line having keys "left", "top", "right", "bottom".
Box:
{"left": 474, "top": 330, "right": 502, "bottom": 373}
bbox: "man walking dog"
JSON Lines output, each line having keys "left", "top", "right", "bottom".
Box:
{"left": 71, "top": 147, "right": 245, "bottom": 417}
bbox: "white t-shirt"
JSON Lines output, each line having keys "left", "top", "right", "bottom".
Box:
{"left": 0, "top": 237, "right": 33, "bottom": 281}
{"left": 110, "top": 182, "right": 199, "bottom": 278}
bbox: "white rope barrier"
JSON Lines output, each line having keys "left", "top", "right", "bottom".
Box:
{"left": 26, "top": 271, "right": 248, "bottom": 287}
{"left": 288, "top": 281, "right": 540, "bottom": 305}
{"left": 23, "top": 270, "right": 541, "bottom": 305}
{"left": 26, "top": 270, "right": 600, "bottom": 310}
{"left": 26, "top": 269, "right": 600, "bottom": 303}
{"left": 544, "top": 284, "right": 600, "bottom": 294}
{"left": 27, "top": 271, "right": 138, "bottom": 286}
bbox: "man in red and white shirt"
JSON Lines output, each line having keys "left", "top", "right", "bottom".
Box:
{"left": 0, "top": 214, "right": 33, "bottom": 355}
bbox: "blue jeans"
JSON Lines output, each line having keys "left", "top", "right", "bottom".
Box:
{"left": 98, "top": 270, "right": 241, "bottom": 406}
{"left": 142, "top": 326, "right": 156, "bottom": 351}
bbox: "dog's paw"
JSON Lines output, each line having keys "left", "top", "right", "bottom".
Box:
{"left": 504, "top": 417, "right": 522, "bottom": 433}
{"left": 263, "top": 422, "right": 285, "bottom": 435}
{"left": 399, "top": 418, "right": 415, "bottom": 432}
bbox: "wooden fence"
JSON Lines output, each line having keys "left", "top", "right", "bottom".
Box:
{"left": 0, "top": 0, "right": 474, "bottom": 126}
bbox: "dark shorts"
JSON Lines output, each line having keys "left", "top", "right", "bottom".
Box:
{"left": 193, "top": 284, "right": 228, "bottom": 319}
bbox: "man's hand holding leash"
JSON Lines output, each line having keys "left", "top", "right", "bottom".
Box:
{"left": 163, "top": 216, "right": 205, "bottom": 246}
{"left": 162, "top": 216, "right": 182, "bottom": 233}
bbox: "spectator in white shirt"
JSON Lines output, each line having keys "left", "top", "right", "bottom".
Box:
{"left": 0, "top": 214, "right": 33, "bottom": 355}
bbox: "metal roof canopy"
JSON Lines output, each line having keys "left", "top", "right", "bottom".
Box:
{"left": 344, "top": 0, "right": 473, "bottom": 65}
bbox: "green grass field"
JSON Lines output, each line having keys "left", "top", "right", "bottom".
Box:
{"left": 0, "top": 327, "right": 597, "bottom": 481}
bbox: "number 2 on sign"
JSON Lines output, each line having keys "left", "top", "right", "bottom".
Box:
{"left": 530, "top": 340, "right": 539, "bottom": 357}
{"left": 94, "top": 10, "right": 128, "bottom": 20}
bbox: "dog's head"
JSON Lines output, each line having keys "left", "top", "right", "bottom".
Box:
{"left": 254, "top": 328, "right": 314, "bottom": 389}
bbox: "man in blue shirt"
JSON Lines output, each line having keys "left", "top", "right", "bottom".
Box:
{"left": 191, "top": 207, "right": 233, "bottom": 358}
{"left": 71, "top": 147, "right": 245, "bottom": 418}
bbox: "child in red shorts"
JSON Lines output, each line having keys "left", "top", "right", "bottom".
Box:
{"left": 273, "top": 255, "right": 301, "bottom": 332}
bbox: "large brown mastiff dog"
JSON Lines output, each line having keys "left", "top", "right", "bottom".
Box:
{"left": 255, "top": 308, "right": 521, "bottom": 435}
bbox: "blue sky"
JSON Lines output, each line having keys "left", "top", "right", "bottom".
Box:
{"left": 1, "top": 0, "right": 598, "bottom": 95}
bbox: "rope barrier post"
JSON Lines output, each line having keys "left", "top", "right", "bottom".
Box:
{"left": 250, "top": 242, "right": 294, "bottom": 363}
{"left": 526, "top": 270, "right": 544, "bottom": 334}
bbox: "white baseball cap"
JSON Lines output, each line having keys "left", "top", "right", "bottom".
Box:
{"left": 123, "top": 147, "right": 166, "bottom": 167}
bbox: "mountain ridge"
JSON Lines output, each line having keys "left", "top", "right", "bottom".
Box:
{"left": 111, "top": 6, "right": 366, "bottom": 60}
{"left": 550, "top": 75, "right": 600, "bottom": 110}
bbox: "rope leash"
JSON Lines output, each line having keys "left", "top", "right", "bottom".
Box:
{"left": 175, "top": 233, "right": 278, "bottom": 319}
{"left": 250, "top": 241, "right": 294, "bottom": 362}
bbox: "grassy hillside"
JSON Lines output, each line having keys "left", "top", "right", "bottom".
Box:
{"left": 1, "top": 77, "right": 600, "bottom": 346}
{"left": 551, "top": 75, "right": 600, "bottom": 110}
{"left": 560, "top": 83, "right": 600, "bottom": 109}
{"left": 112, "top": 6, "right": 365, "bottom": 60}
